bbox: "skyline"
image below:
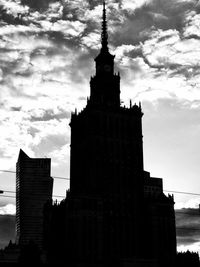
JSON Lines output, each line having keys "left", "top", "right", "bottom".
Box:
{"left": 1, "top": 0, "right": 200, "bottom": 253}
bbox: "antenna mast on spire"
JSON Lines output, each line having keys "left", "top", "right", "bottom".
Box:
{"left": 101, "top": 0, "right": 109, "bottom": 52}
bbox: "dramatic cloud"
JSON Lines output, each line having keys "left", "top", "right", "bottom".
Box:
{"left": 176, "top": 208, "right": 200, "bottom": 253}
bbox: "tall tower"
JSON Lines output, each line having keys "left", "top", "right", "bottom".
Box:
{"left": 16, "top": 149, "right": 53, "bottom": 249}
{"left": 67, "top": 1, "right": 147, "bottom": 263}
{"left": 70, "top": 1, "right": 144, "bottom": 199}
{"left": 45, "top": 2, "right": 177, "bottom": 266}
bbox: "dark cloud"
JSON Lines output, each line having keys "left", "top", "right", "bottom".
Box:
{"left": 21, "top": 0, "right": 56, "bottom": 11}
{"left": 10, "top": 106, "right": 22, "bottom": 112}
{"left": 126, "top": 47, "right": 144, "bottom": 58}
{"left": 112, "top": 13, "right": 152, "bottom": 46}
{"left": 142, "top": 55, "right": 181, "bottom": 72}
{"left": 0, "top": 58, "right": 20, "bottom": 78}
{"left": 111, "top": 0, "right": 198, "bottom": 47}
{"left": 0, "top": 6, "right": 27, "bottom": 26}
{"left": 62, "top": 0, "right": 90, "bottom": 21}
{"left": 177, "top": 237, "right": 200, "bottom": 246}
{"left": 176, "top": 209, "right": 200, "bottom": 246}
{"left": 184, "top": 34, "right": 200, "bottom": 40}
{"left": 0, "top": 215, "right": 15, "bottom": 249}
{"left": 169, "top": 64, "right": 200, "bottom": 80}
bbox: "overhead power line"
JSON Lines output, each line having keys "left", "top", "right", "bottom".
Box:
{"left": 2, "top": 170, "right": 200, "bottom": 197}
{"left": 0, "top": 170, "right": 19, "bottom": 175}
{"left": 2, "top": 190, "right": 15, "bottom": 194}
{"left": 0, "top": 170, "right": 15, "bottom": 174}
{"left": 0, "top": 195, "right": 65, "bottom": 199}
{"left": 0, "top": 189, "right": 65, "bottom": 199}
{"left": 164, "top": 190, "right": 200, "bottom": 197}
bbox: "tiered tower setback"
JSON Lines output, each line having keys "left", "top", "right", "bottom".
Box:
{"left": 44, "top": 2, "right": 177, "bottom": 266}
{"left": 70, "top": 2, "right": 144, "bottom": 198}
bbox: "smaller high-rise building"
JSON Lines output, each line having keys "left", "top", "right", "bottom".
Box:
{"left": 16, "top": 149, "right": 53, "bottom": 249}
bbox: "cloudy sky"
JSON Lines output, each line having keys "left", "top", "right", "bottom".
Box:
{"left": 1, "top": 0, "right": 200, "bottom": 253}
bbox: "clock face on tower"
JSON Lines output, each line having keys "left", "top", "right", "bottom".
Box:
{"left": 96, "top": 64, "right": 112, "bottom": 74}
{"left": 104, "top": 64, "right": 111, "bottom": 72}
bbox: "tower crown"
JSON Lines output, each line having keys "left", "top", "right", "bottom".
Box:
{"left": 89, "top": 0, "right": 120, "bottom": 108}
{"left": 95, "top": 0, "right": 115, "bottom": 76}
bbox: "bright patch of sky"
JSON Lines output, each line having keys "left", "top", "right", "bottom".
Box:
{"left": 0, "top": 204, "right": 16, "bottom": 215}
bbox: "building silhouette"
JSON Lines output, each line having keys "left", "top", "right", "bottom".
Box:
{"left": 176, "top": 251, "right": 200, "bottom": 267}
{"left": 44, "top": 2, "right": 177, "bottom": 266}
{"left": 16, "top": 149, "right": 53, "bottom": 249}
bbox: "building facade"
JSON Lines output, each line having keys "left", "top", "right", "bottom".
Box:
{"left": 16, "top": 149, "right": 53, "bottom": 249}
{"left": 44, "top": 2, "right": 177, "bottom": 266}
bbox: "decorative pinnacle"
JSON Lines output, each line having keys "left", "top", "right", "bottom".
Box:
{"left": 101, "top": 0, "right": 109, "bottom": 52}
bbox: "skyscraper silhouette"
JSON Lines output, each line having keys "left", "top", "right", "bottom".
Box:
{"left": 44, "top": 2, "right": 177, "bottom": 266}
{"left": 16, "top": 149, "right": 53, "bottom": 249}
{"left": 70, "top": 1, "right": 143, "bottom": 199}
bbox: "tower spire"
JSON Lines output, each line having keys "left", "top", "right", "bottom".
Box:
{"left": 101, "top": 0, "right": 108, "bottom": 52}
